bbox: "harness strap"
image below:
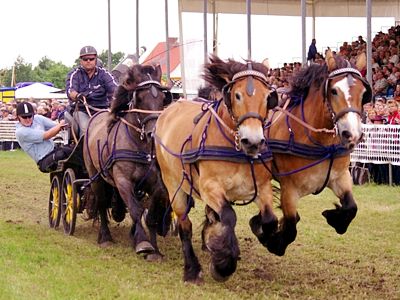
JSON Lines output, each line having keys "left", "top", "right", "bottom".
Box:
{"left": 274, "top": 106, "right": 335, "bottom": 134}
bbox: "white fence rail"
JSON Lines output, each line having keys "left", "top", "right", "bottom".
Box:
{"left": 350, "top": 124, "right": 400, "bottom": 166}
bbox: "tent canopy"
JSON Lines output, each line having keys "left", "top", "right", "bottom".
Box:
{"left": 15, "top": 83, "right": 67, "bottom": 100}
{"left": 181, "top": 0, "right": 400, "bottom": 19}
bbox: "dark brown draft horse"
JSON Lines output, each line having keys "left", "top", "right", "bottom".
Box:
{"left": 83, "top": 64, "right": 172, "bottom": 259}
{"left": 262, "top": 50, "right": 372, "bottom": 256}
{"left": 155, "top": 55, "right": 278, "bottom": 283}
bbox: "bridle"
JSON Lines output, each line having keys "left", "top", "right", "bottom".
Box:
{"left": 323, "top": 67, "right": 371, "bottom": 127}
{"left": 222, "top": 69, "right": 275, "bottom": 127}
{"left": 125, "top": 79, "right": 171, "bottom": 140}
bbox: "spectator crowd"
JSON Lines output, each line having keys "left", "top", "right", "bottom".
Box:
{"left": 0, "top": 98, "right": 67, "bottom": 122}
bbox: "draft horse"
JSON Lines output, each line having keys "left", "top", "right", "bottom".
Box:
{"left": 83, "top": 64, "right": 172, "bottom": 259}
{"left": 155, "top": 55, "right": 278, "bottom": 283}
{"left": 261, "top": 50, "right": 372, "bottom": 256}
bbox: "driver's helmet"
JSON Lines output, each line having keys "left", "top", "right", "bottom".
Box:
{"left": 16, "top": 102, "right": 34, "bottom": 117}
{"left": 80, "top": 46, "right": 97, "bottom": 58}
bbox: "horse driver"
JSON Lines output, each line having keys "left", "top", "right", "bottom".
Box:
{"left": 65, "top": 46, "right": 118, "bottom": 137}
{"left": 15, "top": 102, "right": 73, "bottom": 173}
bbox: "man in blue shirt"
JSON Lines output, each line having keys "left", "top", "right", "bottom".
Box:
{"left": 65, "top": 46, "right": 118, "bottom": 136}
{"left": 15, "top": 102, "right": 72, "bottom": 172}
{"left": 307, "top": 38, "right": 318, "bottom": 64}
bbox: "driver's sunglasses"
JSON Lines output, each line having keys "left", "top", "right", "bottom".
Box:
{"left": 81, "top": 57, "right": 96, "bottom": 62}
{"left": 20, "top": 115, "right": 33, "bottom": 119}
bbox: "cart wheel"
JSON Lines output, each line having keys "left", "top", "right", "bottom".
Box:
{"left": 61, "top": 168, "right": 78, "bottom": 235}
{"left": 48, "top": 175, "right": 61, "bottom": 228}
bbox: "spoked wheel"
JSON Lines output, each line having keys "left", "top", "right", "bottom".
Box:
{"left": 61, "top": 168, "right": 78, "bottom": 235}
{"left": 48, "top": 175, "right": 61, "bottom": 228}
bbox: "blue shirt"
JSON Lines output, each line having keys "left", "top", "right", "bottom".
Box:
{"left": 66, "top": 66, "right": 117, "bottom": 111}
{"left": 16, "top": 115, "right": 56, "bottom": 163}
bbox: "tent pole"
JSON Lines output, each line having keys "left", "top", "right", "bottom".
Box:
{"left": 301, "top": 0, "right": 306, "bottom": 66}
{"left": 203, "top": 0, "right": 208, "bottom": 64}
{"left": 178, "top": 0, "right": 187, "bottom": 98}
{"left": 246, "top": 0, "right": 251, "bottom": 60}
{"left": 107, "top": 0, "right": 112, "bottom": 71}
{"left": 165, "top": 0, "right": 171, "bottom": 84}
{"left": 366, "top": 0, "right": 373, "bottom": 86}
{"left": 136, "top": 0, "right": 139, "bottom": 59}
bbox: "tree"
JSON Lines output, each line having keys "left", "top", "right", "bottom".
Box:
{"left": 98, "top": 50, "right": 125, "bottom": 70}
{"left": 13, "top": 56, "right": 38, "bottom": 83}
{"left": 33, "top": 57, "right": 69, "bottom": 88}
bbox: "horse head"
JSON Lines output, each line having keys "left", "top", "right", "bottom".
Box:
{"left": 112, "top": 64, "right": 172, "bottom": 141}
{"left": 324, "top": 50, "right": 372, "bottom": 150}
{"left": 203, "top": 55, "right": 278, "bottom": 157}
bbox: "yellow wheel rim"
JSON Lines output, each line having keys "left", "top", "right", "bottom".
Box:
{"left": 65, "top": 183, "right": 73, "bottom": 224}
{"left": 51, "top": 186, "right": 59, "bottom": 221}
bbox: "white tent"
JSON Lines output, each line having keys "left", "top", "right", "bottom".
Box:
{"left": 15, "top": 83, "right": 67, "bottom": 100}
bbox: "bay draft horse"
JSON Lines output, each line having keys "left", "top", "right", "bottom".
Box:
{"left": 83, "top": 64, "right": 172, "bottom": 260}
{"left": 259, "top": 50, "right": 372, "bottom": 256}
{"left": 155, "top": 55, "right": 278, "bottom": 283}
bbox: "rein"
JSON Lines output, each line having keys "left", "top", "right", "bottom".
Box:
{"left": 274, "top": 106, "right": 336, "bottom": 134}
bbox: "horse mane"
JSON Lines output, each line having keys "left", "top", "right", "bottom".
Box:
{"left": 197, "top": 85, "right": 222, "bottom": 101}
{"left": 110, "top": 64, "right": 162, "bottom": 115}
{"left": 289, "top": 54, "right": 352, "bottom": 100}
{"left": 202, "top": 55, "right": 269, "bottom": 90}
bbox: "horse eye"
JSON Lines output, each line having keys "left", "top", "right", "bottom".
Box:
{"left": 331, "top": 88, "right": 338, "bottom": 96}
{"left": 235, "top": 92, "right": 241, "bottom": 101}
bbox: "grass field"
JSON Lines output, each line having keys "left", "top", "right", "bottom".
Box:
{"left": 0, "top": 150, "right": 399, "bottom": 299}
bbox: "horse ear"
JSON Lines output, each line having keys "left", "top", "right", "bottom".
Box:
{"left": 122, "top": 69, "right": 137, "bottom": 91}
{"left": 325, "top": 49, "right": 337, "bottom": 72}
{"left": 155, "top": 64, "right": 162, "bottom": 81}
{"left": 355, "top": 52, "right": 367, "bottom": 72}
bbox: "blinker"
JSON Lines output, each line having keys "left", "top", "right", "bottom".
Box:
{"left": 246, "top": 61, "right": 254, "bottom": 96}
{"left": 151, "top": 85, "right": 158, "bottom": 98}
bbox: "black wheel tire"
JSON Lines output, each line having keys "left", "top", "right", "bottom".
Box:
{"left": 48, "top": 175, "right": 62, "bottom": 228}
{"left": 61, "top": 168, "right": 78, "bottom": 235}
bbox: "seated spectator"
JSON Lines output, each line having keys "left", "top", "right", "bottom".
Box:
{"left": 57, "top": 104, "right": 67, "bottom": 120}
{"left": 389, "top": 47, "right": 399, "bottom": 64}
{"left": 50, "top": 101, "right": 60, "bottom": 120}
{"left": 386, "top": 99, "right": 400, "bottom": 124}
{"left": 373, "top": 71, "right": 388, "bottom": 96}
{"left": 386, "top": 72, "right": 398, "bottom": 98}
{"left": 367, "top": 109, "right": 385, "bottom": 124}
{"left": 0, "top": 107, "right": 12, "bottom": 120}
{"left": 393, "top": 83, "right": 400, "bottom": 102}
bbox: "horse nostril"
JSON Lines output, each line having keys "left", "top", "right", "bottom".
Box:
{"left": 241, "top": 138, "right": 250, "bottom": 146}
{"left": 146, "top": 132, "right": 153, "bottom": 140}
{"left": 260, "top": 138, "right": 265, "bottom": 145}
{"left": 341, "top": 130, "right": 352, "bottom": 140}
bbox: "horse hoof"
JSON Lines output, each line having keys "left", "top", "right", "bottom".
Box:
{"left": 184, "top": 272, "right": 204, "bottom": 285}
{"left": 135, "top": 241, "right": 155, "bottom": 254}
{"left": 99, "top": 241, "right": 113, "bottom": 248}
{"left": 322, "top": 209, "right": 351, "bottom": 234}
{"left": 209, "top": 263, "right": 231, "bottom": 282}
{"left": 145, "top": 253, "right": 164, "bottom": 262}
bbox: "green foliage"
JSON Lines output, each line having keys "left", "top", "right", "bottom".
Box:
{"left": 0, "top": 150, "right": 399, "bottom": 299}
{"left": 98, "top": 50, "right": 125, "bottom": 70}
{"left": 13, "top": 56, "right": 38, "bottom": 83}
{"left": 33, "top": 57, "right": 70, "bottom": 89}
{"left": 0, "top": 50, "right": 125, "bottom": 89}
{"left": 0, "top": 68, "right": 12, "bottom": 86}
